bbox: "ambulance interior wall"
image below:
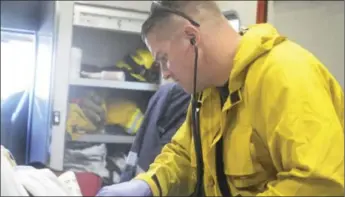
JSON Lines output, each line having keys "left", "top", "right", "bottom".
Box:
{"left": 0, "top": 1, "right": 41, "bottom": 31}
{"left": 269, "top": 1, "right": 344, "bottom": 89}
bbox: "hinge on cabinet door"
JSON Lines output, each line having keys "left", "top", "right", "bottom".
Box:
{"left": 52, "top": 111, "right": 61, "bottom": 126}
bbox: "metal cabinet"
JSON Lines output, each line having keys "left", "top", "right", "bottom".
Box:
{"left": 48, "top": 2, "right": 157, "bottom": 174}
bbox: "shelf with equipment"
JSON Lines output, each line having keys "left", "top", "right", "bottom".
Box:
{"left": 68, "top": 133, "right": 136, "bottom": 144}
{"left": 69, "top": 77, "right": 159, "bottom": 91}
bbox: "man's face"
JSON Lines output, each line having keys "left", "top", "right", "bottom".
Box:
{"left": 146, "top": 31, "right": 203, "bottom": 94}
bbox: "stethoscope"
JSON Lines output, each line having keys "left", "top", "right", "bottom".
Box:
{"left": 190, "top": 39, "right": 204, "bottom": 197}
{"left": 150, "top": 2, "right": 204, "bottom": 197}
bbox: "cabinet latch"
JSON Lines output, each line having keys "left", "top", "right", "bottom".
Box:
{"left": 52, "top": 111, "right": 61, "bottom": 126}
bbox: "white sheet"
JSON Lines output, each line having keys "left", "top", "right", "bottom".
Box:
{"left": 1, "top": 146, "right": 82, "bottom": 196}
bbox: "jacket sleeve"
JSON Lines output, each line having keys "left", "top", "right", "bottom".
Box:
{"left": 134, "top": 120, "right": 196, "bottom": 196}
{"left": 255, "top": 61, "right": 344, "bottom": 196}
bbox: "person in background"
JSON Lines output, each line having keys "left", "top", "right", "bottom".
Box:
{"left": 97, "top": 1, "right": 344, "bottom": 196}
{"left": 120, "top": 82, "right": 190, "bottom": 183}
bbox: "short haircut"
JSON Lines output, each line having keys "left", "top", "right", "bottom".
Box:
{"left": 141, "top": 0, "right": 222, "bottom": 41}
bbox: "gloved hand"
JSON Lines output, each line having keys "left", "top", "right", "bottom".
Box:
{"left": 96, "top": 180, "right": 152, "bottom": 196}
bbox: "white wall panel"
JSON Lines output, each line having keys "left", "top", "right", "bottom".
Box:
{"left": 268, "top": 1, "right": 344, "bottom": 88}
{"left": 217, "top": 1, "right": 257, "bottom": 27}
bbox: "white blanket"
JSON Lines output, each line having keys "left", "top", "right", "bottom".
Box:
{"left": 1, "top": 146, "right": 82, "bottom": 196}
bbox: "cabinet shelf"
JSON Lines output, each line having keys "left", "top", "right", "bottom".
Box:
{"left": 69, "top": 78, "right": 159, "bottom": 91}
{"left": 71, "top": 133, "right": 136, "bottom": 144}
{"left": 73, "top": 3, "right": 149, "bottom": 34}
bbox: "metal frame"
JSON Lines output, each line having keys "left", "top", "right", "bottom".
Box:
{"left": 49, "top": 1, "right": 74, "bottom": 170}
{"left": 1, "top": 29, "right": 36, "bottom": 42}
{"left": 1, "top": 29, "right": 36, "bottom": 164}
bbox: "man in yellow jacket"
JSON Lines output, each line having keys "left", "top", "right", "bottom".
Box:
{"left": 97, "top": 1, "right": 344, "bottom": 196}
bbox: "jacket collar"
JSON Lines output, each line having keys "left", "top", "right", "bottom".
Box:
{"left": 200, "top": 24, "right": 286, "bottom": 111}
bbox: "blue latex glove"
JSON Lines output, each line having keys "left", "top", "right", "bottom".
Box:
{"left": 96, "top": 180, "right": 152, "bottom": 196}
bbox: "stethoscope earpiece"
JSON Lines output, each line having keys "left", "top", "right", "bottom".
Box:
{"left": 190, "top": 37, "right": 196, "bottom": 45}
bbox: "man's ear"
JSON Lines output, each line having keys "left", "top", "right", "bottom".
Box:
{"left": 184, "top": 25, "right": 200, "bottom": 46}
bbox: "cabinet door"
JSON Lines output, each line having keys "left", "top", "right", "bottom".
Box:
{"left": 49, "top": 1, "right": 74, "bottom": 170}
{"left": 27, "top": 1, "right": 57, "bottom": 166}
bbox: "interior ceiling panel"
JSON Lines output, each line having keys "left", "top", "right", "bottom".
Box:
{"left": 1, "top": 1, "right": 41, "bottom": 31}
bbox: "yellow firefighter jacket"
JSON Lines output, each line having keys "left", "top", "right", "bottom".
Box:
{"left": 136, "top": 23, "right": 344, "bottom": 196}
